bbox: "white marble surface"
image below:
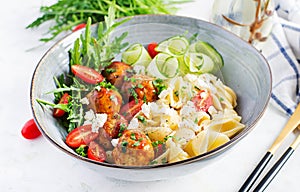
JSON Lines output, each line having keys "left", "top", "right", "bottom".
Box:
{"left": 1, "top": 0, "right": 299, "bottom": 191}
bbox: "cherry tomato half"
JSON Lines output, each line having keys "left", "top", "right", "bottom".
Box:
{"left": 154, "top": 143, "right": 166, "bottom": 158}
{"left": 53, "top": 93, "right": 70, "bottom": 118}
{"left": 72, "top": 23, "right": 86, "bottom": 32}
{"left": 65, "top": 124, "right": 99, "bottom": 148}
{"left": 119, "top": 99, "right": 144, "bottom": 121}
{"left": 87, "top": 141, "right": 106, "bottom": 162}
{"left": 191, "top": 90, "right": 213, "bottom": 112}
{"left": 147, "top": 42, "right": 159, "bottom": 58}
{"left": 21, "top": 119, "right": 41, "bottom": 139}
{"left": 71, "top": 64, "right": 104, "bottom": 84}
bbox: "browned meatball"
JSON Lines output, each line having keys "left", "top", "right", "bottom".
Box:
{"left": 98, "top": 113, "right": 128, "bottom": 150}
{"left": 86, "top": 87, "right": 122, "bottom": 114}
{"left": 97, "top": 128, "right": 114, "bottom": 151}
{"left": 102, "top": 61, "right": 133, "bottom": 89}
{"left": 121, "top": 74, "right": 158, "bottom": 103}
{"left": 103, "top": 113, "right": 128, "bottom": 139}
{"left": 112, "top": 129, "right": 155, "bottom": 166}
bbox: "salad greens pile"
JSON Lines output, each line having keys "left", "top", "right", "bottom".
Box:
{"left": 26, "top": 0, "right": 192, "bottom": 42}
{"left": 37, "top": 6, "right": 130, "bottom": 132}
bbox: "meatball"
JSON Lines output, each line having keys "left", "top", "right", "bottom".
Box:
{"left": 102, "top": 61, "right": 133, "bottom": 89}
{"left": 112, "top": 129, "right": 155, "bottom": 166}
{"left": 98, "top": 113, "right": 128, "bottom": 150}
{"left": 121, "top": 74, "right": 158, "bottom": 103}
{"left": 86, "top": 87, "right": 122, "bottom": 114}
{"left": 103, "top": 113, "right": 128, "bottom": 139}
{"left": 97, "top": 128, "right": 114, "bottom": 151}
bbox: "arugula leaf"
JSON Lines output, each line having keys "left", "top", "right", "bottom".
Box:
{"left": 75, "top": 145, "right": 88, "bottom": 157}
{"left": 69, "top": 5, "right": 130, "bottom": 71}
{"left": 26, "top": 0, "right": 192, "bottom": 42}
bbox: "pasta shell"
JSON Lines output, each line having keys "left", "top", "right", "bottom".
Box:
{"left": 208, "top": 118, "right": 245, "bottom": 138}
{"left": 166, "top": 138, "right": 189, "bottom": 162}
{"left": 174, "top": 127, "right": 196, "bottom": 146}
{"left": 184, "top": 130, "right": 209, "bottom": 156}
{"left": 207, "top": 131, "right": 230, "bottom": 151}
{"left": 150, "top": 149, "right": 170, "bottom": 165}
{"left": 145, "top": 126, "right": 173, "bottom": 141}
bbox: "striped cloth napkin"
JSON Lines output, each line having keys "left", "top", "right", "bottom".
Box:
{"left": 262, "top": 0, "right": 300, "bottom": 116}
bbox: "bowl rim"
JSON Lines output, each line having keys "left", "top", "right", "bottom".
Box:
{"left": 30, "top": 14, "right": 272, "bottom": 170}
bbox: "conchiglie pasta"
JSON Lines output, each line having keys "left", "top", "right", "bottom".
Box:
{"left": 166, "top": 138, "right": 190, "bottom": 163}
{"left": 184, "top": 130, "right": 209, "bottom": 156}
{"left": 184, "top": 129, "right": 230, "bottom": 157}
{"left": 207, "top": 109, "right": 245, "bottom": 138}
{"left": 159, "top": 76, "right": 193, "bottom": 109}
{"left": 224, "top": 85, "right": 237, "bottom": 107}
{"left": 208, "top": 119, "right": 245, "bottom": 138}
{"left": 174, "top": 127, "right": 195, "bottom": 146}
{"left": 207, "top": 131, "right": 230, "bottom": 151}
{"left": 144, "top": 127, "right": 173, "bottom": 141}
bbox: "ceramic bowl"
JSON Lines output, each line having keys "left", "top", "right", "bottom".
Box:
{"left": 30, "top": 15, "right": 271, "bottom": 181}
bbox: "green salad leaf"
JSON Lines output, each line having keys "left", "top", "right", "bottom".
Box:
{"left": 26, "top": 0, "right": 192, "bottom": 42}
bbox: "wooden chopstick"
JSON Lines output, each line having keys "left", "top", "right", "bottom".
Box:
{"left": 253, "top": 133, "right": 300, "bottom": 191}
{"left": 238, "top": 104, "right": 300, "bottom": 192}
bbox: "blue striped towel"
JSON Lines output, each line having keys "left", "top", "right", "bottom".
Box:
{"left": 263, "top": 0, "right": 300, "bottom": 116}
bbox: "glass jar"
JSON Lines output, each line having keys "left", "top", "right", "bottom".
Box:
{"left": 210, "top": 0, "right": 274, "bottom": 50}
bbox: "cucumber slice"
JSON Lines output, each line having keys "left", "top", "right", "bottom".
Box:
{"left": 184, "top": 53, "right": 214, "bottom": 74}
{"left": 155, "top": 39, "right": 169, "bottom": 54}
{"left": 168, "top": 36, "right": 189, "bottom": 56}
{"left": 122, "top": 43, "right": 152, "bottom": 66}
{"left": 158, "top": 56, "right": 179, "bottom": 78}
{"left": 177, "top": 56, "right": 190, "bottom": 75}
{"left": 156, "top": 36, "right": 189, "bottom": 56}
{"left": 146, "top": 53, "right": 179, "bottom": 79}
{"left": 190, "top": 41, "right": 224, "bottom": 72}
{"left": 184, "top": 52, "right": 203, "bottom": 73}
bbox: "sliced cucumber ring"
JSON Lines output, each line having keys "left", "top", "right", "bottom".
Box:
{"left": 156, "top": 36, "right": 189, "bottom": 56}
{"left": 189, "top": 41, "right": 224, "bottom": 72}
{"left": 184, "top": 52, "right": 214, "bottom": 74}
{"left": 122, "top": 43, "right": 152, "bottom": 66}
{"left": 146, "top": 53, "right": 179, "bottom": 79}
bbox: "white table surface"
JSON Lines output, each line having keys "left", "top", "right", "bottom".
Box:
{"left": 1, "top": 0, "right": 299, "bottom": 191}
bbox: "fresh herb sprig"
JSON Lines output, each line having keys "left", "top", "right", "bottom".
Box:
{"left": 70, "top": 5, "right": 130, "bottom": 70}
{"left": 26, "top": 0, "right": 192, "bottom": 42}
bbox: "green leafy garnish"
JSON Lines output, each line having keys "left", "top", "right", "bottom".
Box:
{"left": 70, "top": 6, "right": 130, "bottom": 70}
{"left": 26, "top": 0, "right": 192, "bottom": 42}
{"left": 121, "top": 141, "right": 128, "bottom": 153}
{"left": 153, "top": 78, "right": 167, "bottom": 95}
{"left": 137, "top": 115, "right": 146, "bottom": 123}
{"left": 132, "top": 141, "right": 140, "bottom": 147}
{"left": 75, "top": 145, "right": 88, "bottom": 157}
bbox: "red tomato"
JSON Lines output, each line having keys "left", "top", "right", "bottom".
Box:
{"left": 147, "top": 42, "right": 158, "bottom": 58}
{"left": 154, "top": 143, "right": 166, "bottom": 158}
{"left": 21, "top": 119, "right": 41, "bottom": 139}
{"left": 53, "top": 93, "right": 70, "bottom": 118}
{"left": 71, "top": 64, "right": 104, "bottom": 84}
{"left": 119, "top": 99, "right": 144, "bottom": 121}
{"left": 87, "top": 141, "right": 106, "bottom": 162}
{"left": 72, "top": 23, "right": 86, "bottom": 32}
{"left": 65, "top": 124, "right": 99, "bottom": 148}
{"left": 191, "top": 90, "right": 213, "bottom": 112}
